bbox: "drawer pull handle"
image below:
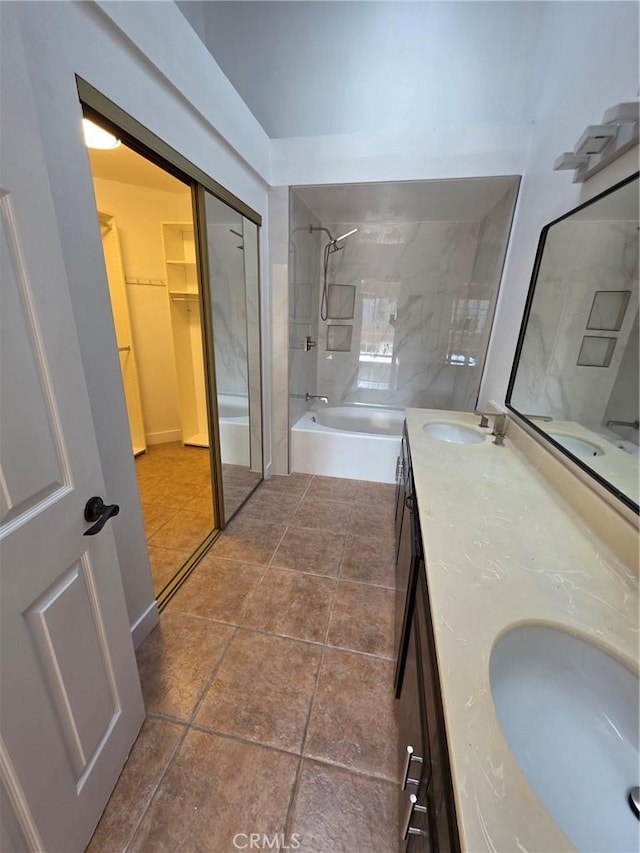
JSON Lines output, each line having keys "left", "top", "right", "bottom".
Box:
{"left": 402, "top": 793, "right": 428, "bottom": 840}
{"left": 402, "top": 744, "right": 423, "bottom": 790}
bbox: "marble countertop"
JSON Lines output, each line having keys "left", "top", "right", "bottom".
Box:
{"left": 405, "top": 408, "right": 639, "bottom": 853}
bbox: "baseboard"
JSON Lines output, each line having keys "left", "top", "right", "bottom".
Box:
{"left": 130, "top": 601, "right": 159, "bottom": 649}
{"left": 146, "top": 429, "right": 182, "bottom": 446}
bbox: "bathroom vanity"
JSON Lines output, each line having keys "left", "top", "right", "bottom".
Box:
{"left": 395, "top": 422, "right": 461, "bottom": 851}
{"left": 395, "top": 172, "right": 639, "bottom": 852}
{"left": 395, "top": 409, "right": 639, "bottom": 852}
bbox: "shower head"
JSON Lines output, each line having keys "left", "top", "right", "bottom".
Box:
{"left": 334, "top": 228, "right": 358, "bottom": 243}
{"left": 309, "top": 225, "right": 358, "bottom": 246}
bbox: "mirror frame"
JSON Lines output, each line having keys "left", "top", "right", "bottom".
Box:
{"left": 506, "top": 170, "right": 640, "bottom": 516}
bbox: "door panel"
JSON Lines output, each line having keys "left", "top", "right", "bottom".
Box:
{"left": 25, "top": 555, "right": 118, "bottom": 782}
{"left": 0, "top": 198, "right": 68, "bottom": 525}
{"left": 0, "top": 6, "right": 144, "bottom": 850}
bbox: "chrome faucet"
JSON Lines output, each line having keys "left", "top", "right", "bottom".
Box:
{"left": 492, "top": 414, "right": 507, "bottom": 446}
{"left": 306, "top": 393, "right": 328, "bottom": 404}
{"left": 477, "top": 412, "right": 507, "bottom": 445}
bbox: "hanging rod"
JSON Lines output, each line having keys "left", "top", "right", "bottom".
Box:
{"left": 125, "top": 277, "right": 165, "bottom": 287}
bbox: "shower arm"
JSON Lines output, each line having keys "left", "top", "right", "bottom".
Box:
{"left": 309, "top": 225, "right": 335, "bottom": 242}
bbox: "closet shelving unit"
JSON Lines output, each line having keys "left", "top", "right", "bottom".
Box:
{"left": 162, "top": 222, "right": 209, "bottom": 448}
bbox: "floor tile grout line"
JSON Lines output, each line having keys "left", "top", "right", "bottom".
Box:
{"left": 283, "top": 757, "right": 305, "bottom": 845}
{"left": 299, "top": 752, "right": 401, "bottom": 786}
{"left": 186, "top": 625, "right": 239, "bottom": 727}
{"left": 122, "top": 720, "right": 191, "bottom": 853}
{"left": 284, "top": 641, "right": 327, "bottom": 838}
{"left": 185, "top": 721, "right": 305, "bottom": 761}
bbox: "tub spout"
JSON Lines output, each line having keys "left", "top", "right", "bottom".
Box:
{"left": 306, "top": 393, "right": 328, "bottom": 404}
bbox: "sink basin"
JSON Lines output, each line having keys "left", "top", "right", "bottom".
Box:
{"left": 547, "top": 431, "right": 603, "bottom": 458}
{"left": 490, "top": 625, "right": 640, "bottom": 852}
{"left": 422, "top": 422, "right": 485, "bottom": 445}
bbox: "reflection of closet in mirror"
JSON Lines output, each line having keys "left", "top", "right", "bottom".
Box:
{"left": 163, "top": 223, "right": 209, "bottom": 447}
{"left": 203, "top": 191, "right": 263, "bottom": 518}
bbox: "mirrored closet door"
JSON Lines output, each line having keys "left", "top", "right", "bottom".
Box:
{"left": 201, "top": 191, "right": 263, "bottom": 519}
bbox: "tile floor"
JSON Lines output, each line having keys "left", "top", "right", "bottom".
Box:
{"left": 136, "top": 443, "right": 214, "bottom": 597}
{"left": 89, "top": 474, "right": 400, "bottom": 853}
{"left": 135, "top": 443, "right": 262, "bottom": 596}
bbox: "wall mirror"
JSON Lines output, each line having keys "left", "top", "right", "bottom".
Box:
{"left": 507, "top": 172, "right": 639, "bottom": 512}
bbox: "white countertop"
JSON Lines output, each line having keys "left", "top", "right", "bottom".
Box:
{"left": 405, "top": 408, "right": 639, "bottom": 853}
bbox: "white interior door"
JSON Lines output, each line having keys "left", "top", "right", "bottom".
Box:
{"left": 100, "top": 213, "right": 147, "bottom": 456}
{"left": 0, "top": 8, "right": 145, "bottom": 851}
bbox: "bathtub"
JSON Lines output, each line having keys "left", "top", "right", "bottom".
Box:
{"left": 291, "top": 405, "right": 404, "bottom": 483}
{"left": 218, "top": 394, "right": 250, "bottom": 466}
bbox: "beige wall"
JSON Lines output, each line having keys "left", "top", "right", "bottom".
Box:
{"left": 92, "top": 177, "right": 192, "bottom": 446}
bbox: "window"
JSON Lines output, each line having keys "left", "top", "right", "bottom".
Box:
{"left": 357, "top": 281, "right": 400, "bottom": 390}
{"left": 446, "top": 297, "right": 491, "bottom": 367}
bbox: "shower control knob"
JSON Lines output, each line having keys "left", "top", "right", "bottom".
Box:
{"left": 84, "top": 496, "right": 120, "bottom": 536}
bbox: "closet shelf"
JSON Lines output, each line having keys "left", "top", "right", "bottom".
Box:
{"left": 169, "top": 290, "right": 200, "bottom": 303}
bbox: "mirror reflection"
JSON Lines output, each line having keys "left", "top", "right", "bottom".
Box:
{"left": 509, "top": 173, "right": 639, "bottom": 509}
{"left": 204, "top": 192, "right": 263, "bottom": 519}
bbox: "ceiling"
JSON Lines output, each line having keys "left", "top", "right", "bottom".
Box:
{"left": 177, "top": 1, "right": 544, "bottom": 139}
{"left": 88, "top": 139, "right": 246, "bottom": 224}
{"left": 293, "top": 176, "right": 519, "bottom": 224}
{"left": 88, "top": 143, "right": 190, "bottom": 194}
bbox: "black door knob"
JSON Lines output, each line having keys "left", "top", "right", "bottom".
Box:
{"left": 84, "top": 496, "right": 120, "bottom": 536}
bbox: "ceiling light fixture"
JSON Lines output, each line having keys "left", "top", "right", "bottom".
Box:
{"left": 82, "top": 118, "right": 121, "bottom": 150}
{"left": 553, "top": 102, "right": 639, "bottom": 183}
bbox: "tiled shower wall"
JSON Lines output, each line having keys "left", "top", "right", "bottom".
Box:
{"left": 208, "top": 223, "right": 248, "bottom": 396}
{"left": 289, "top": 193, "right": 321, "bottom": 427}
{"left": 313, "top": 189, "right": 516, "bottom": 411}
{"left": 449, "top": 184, "right": 519, "bottom": 411}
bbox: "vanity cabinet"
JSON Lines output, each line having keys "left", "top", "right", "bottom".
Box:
{"left": 397, "top": 426, "right": 460, "bottom": 852}
{"left": 399, "top": 566, "right": 461, "bottom": 853}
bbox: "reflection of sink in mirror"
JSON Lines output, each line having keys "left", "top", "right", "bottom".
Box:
{"left": 547, "top": 432, "right": 603, "bottom": 458}
{"left": 490, "top": 625, "right": 640, "bottom": 853}
{"left": 422, "top": 422, "right": 485, "bottom": 445}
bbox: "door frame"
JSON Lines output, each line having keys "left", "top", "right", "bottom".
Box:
{"left": 78, "top": 78, "right": 264, "bottom": 608}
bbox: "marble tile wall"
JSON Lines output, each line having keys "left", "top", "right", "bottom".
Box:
{"left": 289, "top": 193, "right": 321, "bottom": 426}
{"left": 207, "top": 223, "right": 248, "bottom": 397}
{"left": 451, "top": 184, "right": 519, "bottom": 411}
{"left": 512, "top": 220, "right": 639, "bottom": 431}
{"left": 603, "top": 311, "right": 639, "bottom": 444}
{"left": 315, "top": 220, "right": 482, "bottom": 409}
